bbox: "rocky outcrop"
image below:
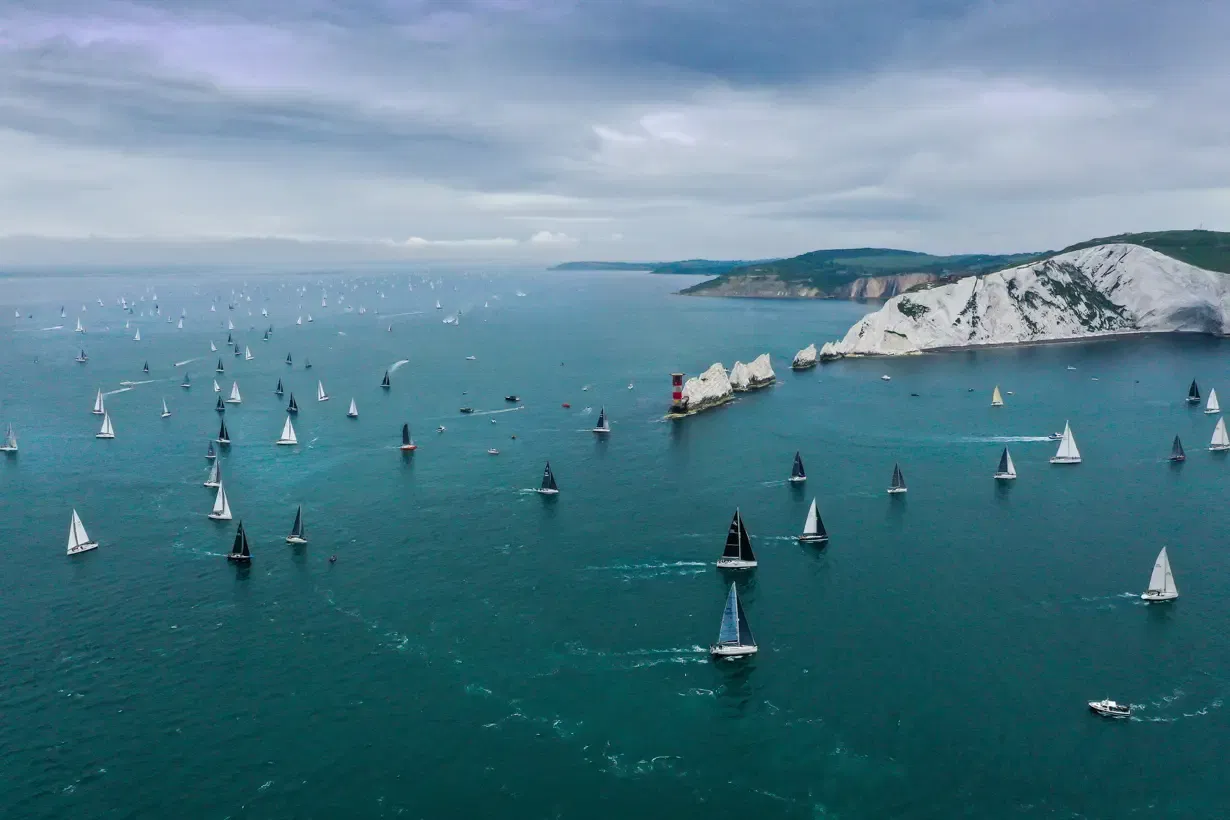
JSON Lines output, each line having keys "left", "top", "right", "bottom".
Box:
{"left": 791, "top": 343, "right": 817, "bottom": 370}
{"left": 675, "top": 362, "right": 733, "bottom": 415}
{"left": 729, "top": 354, "right": 776, "bottom": 391}
{"left": 820, "top": 244, "right": 1230, "bottom": 358}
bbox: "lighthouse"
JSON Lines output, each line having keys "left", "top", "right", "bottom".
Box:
{"left": 670, "top": 372, "right": 685, "bottom": 414}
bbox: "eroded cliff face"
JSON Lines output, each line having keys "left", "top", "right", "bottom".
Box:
{"left": 836, "top": 273, "right": 940, "bottom": 299}
{"left": 683, "top": 272, "right": 940, "bottom": 299}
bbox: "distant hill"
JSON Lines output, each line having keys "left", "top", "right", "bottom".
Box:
{"left": 551, "top": 259, "right": 767, "bottom": 275}
{"left": 1052, "top": 230, "right": 1230, "bottom": 274}
{"left": 551, "top": 261, "right": 661, "bottom": 271}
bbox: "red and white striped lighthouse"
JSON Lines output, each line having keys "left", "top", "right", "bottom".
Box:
{"left": 670, "top": 372, "right": 684, "bottom": 413}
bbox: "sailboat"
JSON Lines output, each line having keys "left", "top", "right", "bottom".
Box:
{"left": 304, "top": 358, "right": 312, "bottom": 369}
{"left": 215, "top": 358, "right": 224, "bottom": 373}
{"left": 296, "top": 316, "right": 302, "bottom": 326}
{"left": 215, "top": 396, "right": 226, "bottom": 413}
{"left": 92, "top": 389, "right": 105, "bottom": 415}
{"left": 435, "top": 300, "right": 442, "bottom": 310}
{"left": 161, "top": 398, "right": 171, "bottom": 418}
{"left": 991, "top": 385, "right": 1004, "bottom": 407}
{"left": 1187, "top": 379, "right": 1201, "bottom": 404}
{"left": 286, "top": 353, "right": 292, "bottom": 366}
{"left": 210, "top": 340, "right": 217, "bottom": 352}
{"left": 204, "top": 459, "right": 221, "bottom": 488}
{"left": 1169, "top": 435, "right": 1186, "bottom": 462}
{"left": 716, "top": 509, "right": 757, "bottom": 568}
{"left": 798, "top": 499, "right": 828, "bottom": 544}
{"left": 76, "top": 349, "right": 88, "bottom": 363}
{"left": 275, "top": 415, "right": 298, "bottom": 445}
{"left": 233, "top": 344, "right": 241, "bottom": 357}
{"left": 208, "top": 482, "right": 233, "bottom": 520}
{"left": 75, "top": 317, "right": 84, "bottom": 333}
{"left": 994, "top": 447, "right": 1017, "bottom": 480}
{"left": 1210, "top": 417, "right": 1230, "bottom": 451}
{"left": 67, "top": 509, "right": 99, "bottom": 555}
{"left": 0, "top": 423, "right": 17, "bottom": 453}
{"left": 206, "top": 440, "right": 216, "bottom": 460}
{"left": 227, "top": 521, "right": 251, "bottom": 563}
{"left": 537, "top": 461, "right": 559, "bottom": 495}
{"left": 307, "top": 314, "right": 313, "bottom": 323}
{"left": 275, "top": 378, "right": 284, "bottom": 396}
{"left": 1049, "top": 422, "right": 1081, "bottom": 464}
{"left": 142, "top": 361, "right": 149, "bottom": 374}
{"left": 177, "top": 318, "right": 183, "bottom": 329}
{"left": 709, "top": 583, "right": 758, "bottom": 657}
{"left": 316, "top": 380, "right": 329, "bottom": 402}
{"left": 1206, "top": 388, "right": 1221, "bottom": 414}
{"left": 347, "top": 399, "right": 358, "bottom": 418}
{"left": 381, "top": 371, "right": 391, "bottom": 389}
{"left": 244, "top": 346, "right": 253, "bottom": 361}
{"left": 789, "top": 451, "right": 806, "bottom": 483}
{"left": 213, "top": 379, "right": 221, "bottom": 393}
{"left": 400, "top": 423, "right": 417, "bottom": 451}
{"left": 133, "top": 328, "right": 141, "bottom": 341}
{"left": 226, "top": 382, "right": 242, "bottom": 404}
{"left": 282, "top": 505, "right": 309, "bottom": 545}
{"left": 181, "top": 373, "right": 191, "bottom": 389}
{"left": 96, "top": 412, "right": 115, "bottom": 439}
{"left": 1141, "top": 547, "right": 1179, "bottom": 602}
{"left": 887, "top": 463, "right": 907, "bottom": 493}
{"left": 216, "top": 419, "right": 231, "bottom": 445}
{"left": 592, "top": 407, "right": 610, "bottom": 434}
{"left": 287, "top": 393, "right": 299, "bottom": 414}
{"left": 227, "top": 319, "right": 234, "bottom": 331}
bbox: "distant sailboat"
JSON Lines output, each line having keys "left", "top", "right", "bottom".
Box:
{"left": 133, "top": 328, "right": 141, "bottom": 341}
{"left": 316, "top": 381, "right": 329, "bottom": 402}
{"left": 400, "top": 423, "right": 417, "bottom": 451}
{"left": 789, "top": 451, "right": 806, "bottom": 483}
{"left": 1187, "top": 379, "right": 1201, "bottom": 404}
{"left": 1049, "top": 422, "right": 1082, "bottom": 464}
{"left": 76, "top": 349, "right": 88, "bottom": 363}
{"left": 994, "top": 447, "right": 1017, "bottom": 480}
{"left": 226, "top": 382, "right": 242, "bottom": 404}
{"left": 181, "top": 373, "right": 191, "bottom": 389}
{"left": 275, "top": 378, "right": 284, "bottom": 396}
{"left": 1206, "top": 388, "right": 1221, "bottom": 414}
{"left": 213, "top": 379, "right": 221, "bottom": 393}
{"left": 1169, "top": 435, "right": 1186, "bottom": 462}
{"left": 210, "top": 340, "right": 217, "bottom": 352}
{"left": 537, "top": 461, "right": 559, "bottom": 495}
{"left": 204, "top": 459, "right": 221, "bottom": 488}
{"left": 305, "top": 359, "right": 312, "bottom": 369}
{"left": 991, "top": 386, "right": 1004, "bottom": 407}
{"left": 347, "top": 399, "right": 358, "bottom": 418}
{"left": 96, "top": 412, "right": 115, "bottom": 439}
{"left": 887, "top": 462, "right": 907, "bottom": 493}
{"left": 709, "top": 583, "right": 758, "bottom": 657}
{"left": 206, "top": 441, "right": 216, "bottom": 460}
{"left": 381, "top": 371, "right": 391, "bottom": 389}
{"left": 1141, "top": 547, "right": 1179, "bottom": 602}
{"left": 208, "top": 482, "right": 233, "bottom": 520}
{"left": 307, "top": 314, "right": 313, "bottom": 323}
{"left": 142, "top": 361, "right": 149, "bottom": 374}
{"left": 287, "top": 393, "right": 299, "bottom": 414}
{"left": 161, "top": 398, "right": 171, "bottom": 418}
{"left": 275, "top": 415, "right": 298, "bottom": 445}
{"left": 75, "top": 317, "right": 84, "bottom": 333}
{"left": 215, "top": 396, "right": 226, "bottom": 413}
{"left": 435, "top": 300, "right": 442, "bottom": 310}
{"left": 244, "top": 346, "right": 253, "bottom": 361}
{"left": 1210, "top": 417, "right": 1230, "bottom": 451}
{"left": 67, "top": 509, "right": 99, "bottom": 555}
{"left": 215, "top": 358, "right": 224, "bottom": 373}
{"left": 0, "top": 423, "right": 17, "bottom": 453}
{"left": 286, "top": 505, "right": 307, "bottom": 545}
{"left": 593, "top": 407, "right": 610, "bottom": 434}
{"left": 216, "top": 419, "right": 231, "bottom": 445}
{"left": 177, "top": 318, "right": 183, "bottom": 329}
{"left": 716, "top": 509, "right": 757, "bottom": 568}
{"left": 798, "top": 499, "right": 828, "bottom": 544}
{"left": 286, "top": 353, "right": 292, "bottom": 366}
{"left": 296, "top": 316, "right": 302, "bottom": 325}
{"left": 226, "top": 521, "right": 251, "bottom": 563}
{"left": 92, "top": 389, "right": 105, "bottom": 415}
{"left": 227, "top": 319, "right": 234, "bottom": 331}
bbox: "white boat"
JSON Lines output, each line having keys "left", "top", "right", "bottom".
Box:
{"left": 286, "top": 505, "right": 307, "bottom": 544}
{"left": 177, "top": 318, "right": 183, "bottom": 329}
{"left": 227, "top": 319, "right": 234, "bottom": 330}
{"left": 276, "top": 415, "right": 299, "bottom": 445}
{"left": 296, "top": 316, "right": 302, "bottom": 325}
{"left": 710, "top": 583, "right": 758, "bottom": 657}
{"left": 1088, "top": 699, "right": 1131, "bottom": 718}
{"left": 1211, "top": 417, "right": 1230, "bottom": 451}
{"left": 592, "top": 407, "right": 610, "bottom": 434}
{"left": 76, "top": 349, "right": 88, "bottom": 363}
{"left": 435, "top": 300, "right": 442, "bottom": 310}
{"left": 488, "top": 448, "right": 500, "bottom": 455}
{"left": 204, "top": 460, "right": 221, "bottom": 488}
{"left": 887, "top": 463, "right": 907, "bottom": 493}
{"left": 316, "top": 381, "right": 329, "bottom": 402}
{"left": 133, "top": 329, "right": 141, "bottom": 341}
{"left": 536, "top": 461, "right": 559, "bottom": 495}
{"left": 212, "top": 379, "right": 221, "bottom": 393}
{"left": 244, "top": 346, "right": 253, "bottom": 361}
{"left": 880, "top": 374, "right": 891, "bottom": 381}
{"left": 347, "top": 398, "right": 358, "bottom": 418}
{"left": 1141, "top": 546, "right": 1179, "bottom": 602}
{"left": 716, "top": 509, "right": 757, "bottom": 568}
{"left": 226, "top": 382, "right": 242, "bottom": 404}
{"left": 798, "top": 499, "right": 828, "bottom": 544}
{"left": 96, "top": 412, "right": 115, "bottom": 439}
{"left": 1206, "top": 388, "right": 1221, "bottom": 414}
{"left": 991, "top": 386, "right": 1004, "bottom": 407}
{"left": 0, "top": 423, "right": 17, "bottom": 453}
{"left": 92, "top": 389, "right": 105, "bottom": 415}
{"left": 160, "top": 398, "right": 171, "bottom": 418}
{"left": 1049, "top": 422, "right": 1081, "bottom": 464}
{"left": 307, "top": 313, "right": 313, "bottom": 323}
{"left": 994, "top": 447, "right": 1017, "bottom": 480}
{"left": 208, "top": 482, "right": 233, "bottom": 520}
{"left": 75, "top": 317, "right": 84, "bottom": 333}
{"left": 67, "top": 509, "right": 99, "bottom": 555}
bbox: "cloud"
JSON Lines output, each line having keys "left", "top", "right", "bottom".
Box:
{"left": 400, "top": 236, "right": 519, "bottom": 248}
{"left": 529, "top": 230, "right": 577, "bottom": 245}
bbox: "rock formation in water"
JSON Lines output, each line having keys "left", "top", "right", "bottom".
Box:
{"left": 820, "top": 244, "right": 1230, "bottom": 358}
{"left": 677, "top": 362, "right": 734, "bottom": 414}
{"left": 792, "top": 344, "right": 817, "bottom": 370}
{"left": 729, "top": 354, "right": 776, "bottom": 391}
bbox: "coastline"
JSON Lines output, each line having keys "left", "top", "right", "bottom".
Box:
{"left": 825, "top": 328, "right": 1226, "bottom": 360}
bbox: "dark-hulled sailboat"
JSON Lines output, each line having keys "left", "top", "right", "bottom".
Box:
{"left": 592, "top": 407, "right": 610, "bottom": 434}
{"left": 537, "top": 461, "right": 559, "bottom": 495}
{"left": 709, "top": 583, "right": 758, "bottom": 658}
{"left": 887, "top": 463, "right": 907, "bottom": 494}
{"left": 216, "top": 419, "right": 231, "bottom": 445}
{"left": 285, "top": 505, "right": 307, "bottom": 545}
{"left": 227, "top": 521, "right": 251, "bottom": 563}
{"left": 789, "top": 451, "right": 806, "bottom": 483}
{"left": 400, "top": 423, "right": 417, "bottom": 452}
{"left": 286, "top": 353, "right": 292, "bottom": 366}
{"left": 275, "top": 378, "right": 284, "bottom": 396}
{"left": 287, "top": 393, "right": 299, "bottom": 414}
{"left": 1187, "top": 379, "right": 1201, "bottom": 404}
{"left": 798, "top": 499, "right": 828, "bottom": 544}
{"left": 215, "top": 395, "right": 226, "bottom": 413}
{"left": 381, "top": 371, "right": 391, "bottom": 389}
{"left": 716, "top": 508, "right": 757, "bottom": 568}
{"left": 216, "top": 358, "right": 225, "bottom": 373}
{"left": 1170, "top": 435, "right": 1186, "bottom": 462}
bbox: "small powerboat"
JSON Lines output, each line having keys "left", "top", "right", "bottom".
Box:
{"left": 488, "top": 448, "right": 500, "bottom": 455}
{"left": 504, "top": 395, "right": 520, "bottom": 402}
{"left": 459, "top": 407, "right": 474, "bottom": 414}
{"left": 880, "top": 375, "right": 891, "bottom": 381}
{"left": 1048, "top": 432, "right": 1064, "bottom": 441}
{"left": 561, "top": 403, "right": 571, "bottom": 408}
{"left": 436, "top": 425, "right": 447, "bottom": 433}
{"left": 1088, "top": 699, "right": 1131, "bottom": 718}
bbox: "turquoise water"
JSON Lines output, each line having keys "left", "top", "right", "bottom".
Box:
{"left": 3, "top": 269, "right": 1230, "bottom": 818}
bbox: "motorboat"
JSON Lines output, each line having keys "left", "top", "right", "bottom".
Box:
{"left": 459, "top": 407, "right": 474, "bottom": 414}
{"left": 504, "top": 395, "right": 520, "bottom": 402}
{"left": 1088, "top": 699, "right": 1131, "bottom": 718}
{"left": 488, "top": 448, "right": 500, "bottom": 455}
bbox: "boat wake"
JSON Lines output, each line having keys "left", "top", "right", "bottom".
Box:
{"left": 1130, "top": 689, "right": 1223, "bottom": 722}
{"left": 381, "top": 311, "right": 423, "bottom": 319}
{"left": 563, "top": 642, "right": 709, "bottom": 670}
{"left": 389, "top": 358, "right": 410, "bottom": 373}
{"left": 958, "top": 435, "right": 1056, "bottom": 443}
{"left": 582, "top": 560, "right": 708, "bottom": 580}
{"left": 103, "top": 387, "right": 134, "bottom": 396}
{"left": 174, "top": 358, "right": 199, "bottom": 367}
{"left": 472, "top": 406, "right": 525, "bottom": 416}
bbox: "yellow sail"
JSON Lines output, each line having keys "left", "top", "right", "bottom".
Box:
{"left": 991, "top": 386, "right": 1004, "bottom": 406}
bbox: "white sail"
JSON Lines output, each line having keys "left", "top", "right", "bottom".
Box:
{"left": 1004, "top": 450, "right": 1016, "bottom": 477}
{"left": 317, "top": 381, "right": 329, "bottom": 402}
{"left": 75, "top": 317, "right": 84, "bottom": 332}
{"left": 210, "top": 483, "right": 232, "bottom": 519}
{"left": 803, "top": 499, "right": 818, "bottom": 535}
{"left": 1211, "top": 417, "right": 1230, "bottom": 450}
{"left": 227, "top": 382, "right": 242, "bottom": 403}
{"left": 177, "top": 318, "right": 183, "bottom": 329}
{"left": 1207, "top": 388, "right": 1221, "bottom": 414}
{"left": 308, "top": 313, "right": 313, "bottom": 322}
{"left": 991, "top": 386, "right": 1004, "bottom": 406}
{"left": 296, "top": 316, "right": 302, "bottom": 325}
{"left": 205, "top": 460, "right": 220, "bottom": 487}
{"left": 1143, "top": 546, "right": 1178, "bottom": 599}
{"left": 161, "top": 398, "right": 170, "bottom": 417}
{"left": 277, "top": 415, "right": 298, "bottom": 445}
{"left": 93, "top": 389, "right": 105, "bottom": 415}
{"left": 212, "top": 379, "right": 221, "bottom": 393}
{"left": 227, "top": 319, "right": 234, "bottom": 330}
{"left": 0, "top": 423, "right": 16, "bottom": 451}
{"left": 244, "top": 346, "right": 253, "bottom": 360}
{"left": 97, "top": 412, "right": 115, "bottom": 438}
{"left": 67, "top": 509, "right": 97, "bottom": 554}
{"left": 210, "top": 340, "right": 217, "bottom": 352}
{"left": 133, "top": 329, "right": 141, "bottom": 341}
{"left": 1050, "top": 422, "right": 1081, "bottom": 463}
{"left": 347, "top": 398, "right": 358, "bottom": 417}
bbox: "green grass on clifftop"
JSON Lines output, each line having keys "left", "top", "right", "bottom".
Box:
{"left": 1055, "top": 230, "right": 1230, "bottom": 274}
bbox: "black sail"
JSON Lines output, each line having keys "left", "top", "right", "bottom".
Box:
{"left": 791, "top": 451, "right": 805, "bottom": 479}
{"left": 218, "top": 419, "right": 229, "bottom": 440}
{"left": 402, "top": 423, "right": 411, "bottom": 445}
{"left": 215, "top": 396, "right": 225, "bottom": 412}
{"left": 231, "top": 522, "right": 245, "bottom": 555}
{"left": 891, "top": 463, "right": 906, "bottom": 489}
{"left": 541, "top": 462, "right": 558, "bottom": 492}
{"left": 216, "top": 358, "right": 224, "bottom": 372}
{"left": 290, "top": 506, "right": 303, "bottom": 538}
{"left": 382, "top": 371, "right": 391, "bottom": 388}
{"left": 1171, "top": 435, "right": 1186, "bottom": 460}
{"left": 737, "top": 512, "right": 756, "bottom": 562}
{"left": 722, "top": 510, "right": 742, "bottom": 558}
{"left": 997, "top": 448, "right": 1010, "bottom": 474}
{"left": 276, "top": 378, "right": 284, "bottom": 395}
{"left": 1189, "top": 379, "right": 1201, "bottom": 401}
{"left": 735, "top": 597, "right": 756, "bottom": 647}
{"left": 288, "top": 394, "right": 298, "bottom": 413}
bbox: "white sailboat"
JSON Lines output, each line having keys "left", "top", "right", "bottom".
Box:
{"left": 204, "top": 460, "right": 221, "bottom": 488}
{"left": 177, "top": 318, "right": 183, "bottom": 329}
{"left": 1206, "top": 388, "right": 1221, "bottom": 415}
{"left": 710, "top": 583, "right": 758, "bottom": 657}
{"left": 1049, "top": 422, "right": 1081, "bottom": 464}
{"left": 296, "top": 316, "right": 302, "bottom": 325}
{"left": 213, "top": 379, "right": 221, "bottom": 393}
{"left": 208, "top": 482, "right": 233, "bottom": 520}
{"left": 75, "top": 317, "right": 84, "bottom": 333}
{"left": 161, "top": 398, "right": 171, "bottom": 418}
{"left": 92, "top": 389, "right": 105, "bottom": 415}
{"left": 991, "top": 386, "right": 1004, "bottom": 407}
{"left": 798, "top": 499, "right": 828, "bottom": 544}
{"left": 316, "top": 381, "right": 329, "bottom": 402}
{"left": 0, "top": 423, "right": 17, "bottom": 453}
{"left": 307, "top": 313, "right": 313, "bottom": 322}
{"left": 994, "top": 447, "right": 1017, "bottom": 480}
{"left": 226, "top": 382, "right": 242, "bottom": 404}
{"left": 1141, "top": 547, "right": 1179, "bottom": 602}
{"left": 1210, "top": 417, "right": 1230, "bottom": 451}
{"left": 227, "top": 318, "right": 234, "bottom": 330}
{"left": 244, "top": 346, "right": 253, "bottom": 361}
{"left": 210, "top": 340, "right": 217, "bottom": 352}
{"left": 275, "top": 415, "right": 298, "bottom": 445}
{"left": 67, "top": 509, "right": 99, "bottom": 555}
{"left": 347, "top": 398, "right": 358, "bottom": 418}
{"left": 96, "top": 412, "right": 115, "bottom": 439}
{"left": 133, "top": 328, "right": 141, "bottom": 341}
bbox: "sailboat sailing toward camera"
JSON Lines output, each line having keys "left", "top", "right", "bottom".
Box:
{"left": 1049, "top": 422, "right": 1081, "bottom": 464}
{"left": 592, "top": 407, "right": 610, "bottom": 434}
{"left": 798, "top": 499, "right": 828, "bottom": 544}
{"left": 709, "top": 583, "right": 757, "bottom": 658}
{"left": 789, "top": 451, "right": 806, "bottom": 483}
{"left": 716, "top": 509, "right": 757, "bottom": 568}
{"left": 887, "top": 463, "right": 907, "bottom": 493}
{"left": 1141, "top": 547, "right": 1178, "bottom": 602}
{"left": 285, "top": 505, "right": 307, "bottom": 545}
{"left": 994, "top": 447, "right": 1017, "bottom": 480}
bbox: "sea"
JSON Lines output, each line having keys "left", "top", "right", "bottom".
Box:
{"left": 2, "top": 267, "right": 1229, "bottom": 818}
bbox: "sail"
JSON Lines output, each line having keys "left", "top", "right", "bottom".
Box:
{"left": 229, "top": 382, "right": 241, "bottom": 402}
{"left": 206, "top": 461, "right": 219, "bottom": 485}
{"left": 1208, "top": 389, "right": 1221, "bottom": 413}
{"left": 596, "top": 407, "right": 608, "bottom": 430}
{"left": 717, "top": 584, "right": 740, "bottom": 645}
{"left": 1189, "top": 379, "right": 1201, "bottom": 401}
{"left": 286, "top": 353, "right": 292, "bottom": 365}
{"left": 1212, "top": 417, "right": 1229, "bottom": 448}
{"left": 991, "top": 386, "right": 1003, "bottom": 406}
{"left": 218, "top": 419, "right": 229, "bottom": 441}
{"left": 207, "top": 441, "right": 216, "bottom": 458}
{"left": 996, "top": 448, "right": 1010, "bottom": 474}
{"left": 1054, "top": 422, "right": 1081, "bottom": 460}
{"left": 133, "top": 329, "right": 140, "bottom": 341}
{"left": 803, "top": 499, "right": 818, "bottom": 535}
{"left": 382, "top": 371, "right": 391, "bottom": 388}
{"left": 791, "top": 451, "right": 805, "bottom": 479}
{"left": 1171, "top": 435, "right": 1185, "bottom": 459}
{"left": 161, "top": 398, "right": 169, "bottom": 415}
{"left": 541, "top": 462, "right": 558, "bottom": 492}
{"left": 212, "top": 484, "right": 232, "bottom": 519}
{"left": 93, "top": 389, "right": 104, "bottom": 414}
{"left": 317, "top": 381, "right": 328, "bottom": 401}
{"left": 348, "top": 398, "right": 358, "bottom": 416}
{"left": 737, "top": 511, "right": 756, "bottom": 561}
{"left": 402, "top": 423, "right": 411, "bottom": 445}
{"left": 68, "top": 510, "right": 91, "bottom": 551}
{"left": 288, "top": 394, "right": 298, "bottom": 412}
{"left": 216, "top": 396, "right": 225, "bottom": 412}
{"left": 735, "top": 595, "right": 756, "bottom": 647}
{"left": 276, "top": 378, "right": 284, "bottom": 394}
{"left": 279, "top": 416, "right": 297, "bottom": 443}
{"left": 212, "top": 379, "right": 220, "bottom": 392}
{"left": 75, "top": 317, "right": 83, "bottom": 332}
{"left": 232, "top": 521, "right": 248, "bottom": 555}
{"left": 244, "top": 346, "right": 253, "bottom": 360}
{"left": 290, "top": 505, "right": 304, "bottom": 538}
{"left": 891, "top": 463, "right": 906, "bottom": 489}
{"left": 1146, "top": 547, "right": 1172, "bottom": 595}
{"left": 1004, "top": 450, "right": 1016, "bottom": 477}
{"left": 216, "top": 358, "right": 224, "bottom": 372}
{"left": 99, "top": 412, "right": 114, "bottom": 437}
{"left": 722, "top": 511, "right": 742, "bottom": 557}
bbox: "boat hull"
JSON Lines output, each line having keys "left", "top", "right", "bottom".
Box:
{"left": 67, "top": 542, "right": 99, "bottom": 556}
{"left": 226, "top": 555, "right": 250, "bottom": 563}
{"left": 797, "top": 534, "right": 829, "bottom": 544}
{"left": 1088, "top": 701, "right": 1131, "bottom": 718}
{"left": 886, "top": 487, "right": 907, "bottom": 494}
{"left": 788, "top": 476, "right": 806, "bottom": 483}
{"left": 204, "top": 482, "right": 220, "bottom": 489}
{"left": 993, "top": 473, "right": 1016, "bottom": 480}
{"left": 399, "top": 444, "right": 418, "bottom": 451}
{"left": 536, "top": 488, "right": 559, "bottom": 495}
{"left": 275, "top": 439, "right": 297, "bottom": 446}
{"left": 710, "top": 644, "right": 758, "bottom": 658}
{"left": 95, "top": 433, "right": 115, "bottom": 439}
{"left": 1141, "top": 591, "right": 1178, "bottom": 602}
{"left": 1210, "top": 444, "right": 1230, "bottom": 452}
{"left": 216, "top": 439, "right": 230, "bottom": 446}
{"left": 1049, "top": 457, "right": 1081, "bottom": 464}
{"left": 716, "top": 558, "right": 757, "bottom": 569}
{"left": 1169, "top": 456, "right": 1186, "bottom": 462}
{"left": 347, "top": 413, "right": 358, "bottom": 418}
{"left": 592, "top": 429, "right": 609, "bottom": 434}
{"left": 208, "top": 513, "right": 233, "bottom": 521}
{"left": 285, "top": 536, "right": 308, "bottom": 545}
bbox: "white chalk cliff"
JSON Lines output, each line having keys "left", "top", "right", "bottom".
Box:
{"left": 792, "top": 344, "right": 817, "bottom": 369}
{"left": 679, "top": 362, "right": 733, "bottom": 413}
{"left": 820, "top": 244, "right": 1230, "bottom": 358}
{"left": 729, "top": 354, "right": 776, "bottom": 391}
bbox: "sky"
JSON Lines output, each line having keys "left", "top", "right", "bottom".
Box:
{"left": 1, "top": 0, "right": 1228, "bottom": 264}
